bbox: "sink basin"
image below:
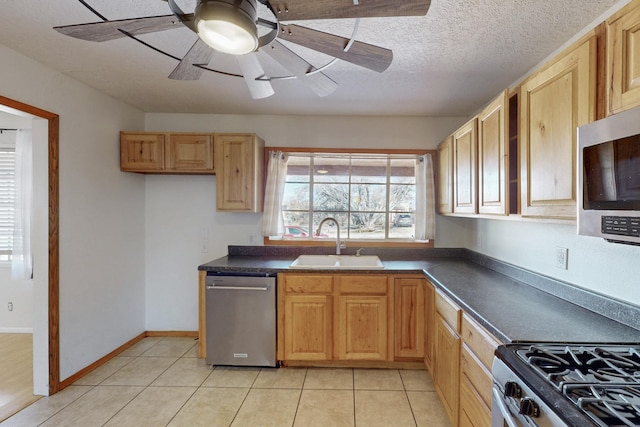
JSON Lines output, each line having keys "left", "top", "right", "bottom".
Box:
{"left": 289, "top": 255, "right": 384, "bottom": 269}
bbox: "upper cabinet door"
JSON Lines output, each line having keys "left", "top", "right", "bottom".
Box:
{"left": 607, "top": 0, "right": 640, "bottom": 115}
{"left": 453, "top": 118, "right": 478, "bottom": 214}
{"left": 478, "top": 91, "right": 509, "bottom": 215}
{"left": 520, "top": 36, "right": 596, "bottom": 219}
{"left": 437, "top": 137, "right": 453, "bottom": 214}
{"left": 120, "top": 132, "right": 166, "bottom": 172}
{"left": 214, "top": 134, "right": 265, "bottom": 212}
{"left": 168, "top": 133, "right": 214, "bottom": 172}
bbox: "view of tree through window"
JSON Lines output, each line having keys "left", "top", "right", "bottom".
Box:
{"left": 282, "top": 153, "right": 418, "bottom": 240}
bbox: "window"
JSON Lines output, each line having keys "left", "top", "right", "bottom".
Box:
{"left": 266, "top": 149, "right": 434, "bottom": 245}
{"left": 0, "top": 145, "right": 15, "bottom": 261}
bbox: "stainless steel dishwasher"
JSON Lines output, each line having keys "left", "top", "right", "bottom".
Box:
{"left": 205, "top": 271, "right": 277, "bottom": 367}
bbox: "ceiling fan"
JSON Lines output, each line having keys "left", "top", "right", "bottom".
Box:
{"left": 53, "top": 0, "right": 431, "bottom": 99}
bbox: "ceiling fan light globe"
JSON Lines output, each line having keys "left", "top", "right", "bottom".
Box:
{"left": 195, "top": 0, "right": 258, "bottom": 55}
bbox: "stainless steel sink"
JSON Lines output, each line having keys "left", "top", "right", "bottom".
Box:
{"left": 289, "top": 255, "right": 384, "bottom": 269}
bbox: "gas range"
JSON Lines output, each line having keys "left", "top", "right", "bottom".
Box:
{"left": 492, "top": 343, "right": 640, "bottom": 427}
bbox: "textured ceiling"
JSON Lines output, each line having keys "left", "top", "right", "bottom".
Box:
{"left": 0, "top": 0, "right": 625, "bottom": 116}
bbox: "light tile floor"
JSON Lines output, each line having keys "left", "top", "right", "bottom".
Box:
{"left": 0, "top": 337, "right": 451, "bottom": 427}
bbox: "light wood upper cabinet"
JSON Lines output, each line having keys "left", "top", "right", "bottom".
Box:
{"left": 607, "top": 0, "right": 640, "bottom": 115}
{"left": 214, "top": 134, "right": 265, "bottom": 212}
{"left": 120, "top": 132, "right": 214, "bottom": 174}
{"left": 520, "top": 35, "right": 596, "bottom": 219}
{"left": 120, "top": 132, "right": 166, "bottom": 172}
{"left": 394, "top": 277, "right": 425, "bottom": 359}
{"left": 453, "top": 119, "right": 478, "bottom": 214}
{"left": 437, "top": 137, "right": 454, "bottom": 214}
{"left": 478, "top": 90, "right": 509, "bottom": 215}
{"left": 168, "top": 133, "right": 214, "bottom": 172}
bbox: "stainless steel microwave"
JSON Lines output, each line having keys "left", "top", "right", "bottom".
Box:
{"left": 577, "top": 106, "right": 640, "bottom": 245}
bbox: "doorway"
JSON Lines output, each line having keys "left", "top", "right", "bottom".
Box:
{"left": 0, "top": 96, "right": 59, "bottom": 401}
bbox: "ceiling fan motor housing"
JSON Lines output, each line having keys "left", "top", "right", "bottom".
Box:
{"left": 195, "top": 0, "right": 259, "bottom": 54}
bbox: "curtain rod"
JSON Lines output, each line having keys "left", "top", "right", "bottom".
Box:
{"left": 0, "top": 128, "right": 19, "bottom": 133}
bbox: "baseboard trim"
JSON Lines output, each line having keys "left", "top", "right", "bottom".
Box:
{"left": 0, "top": 327, "right": 33, "bottom": 334}
{"left": 59, "top": 330, "right": 197, "bottom": 390}
{"left": 146, "top": 330, "right": 198, "bottom": 337}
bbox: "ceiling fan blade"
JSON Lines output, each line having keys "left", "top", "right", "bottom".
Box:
{"left": 268, "top": 0, "right": 430, "bottom": 21}
{"left": 237, "top": 54, "right": 275, "bottom": 99}
{"left": 262, "top": 40, "right": 338, "bottom": 97}
{"left": 168, "top": 39, "right": 214, "bottom": 80}
{"left": 53, "top": 15, "right": 189, "bottom": 42}
{"left": 278, "top": 24, "right": 392, "bottom": 72}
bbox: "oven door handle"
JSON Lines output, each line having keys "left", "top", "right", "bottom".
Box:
{"left": 492, "top": 386, "right": 519, "bottom": 427}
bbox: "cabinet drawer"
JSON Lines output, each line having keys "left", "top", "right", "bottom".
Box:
{"left": 282, "top": 275, "right": 334, "bottom": 293}
{"left": 459, "top": 374, "right": 491, "bottom": 427}
{"left": 435, "top": 290, "right": 461, "bottom": 332}
{"left": 461, "top": 314, "right": 500, "bottom": 370}
{"left": 461, "top": 344, "right": 493, "bottom": 408}
{"left": 338, "top": 275, "right": 388, "bottom": 294}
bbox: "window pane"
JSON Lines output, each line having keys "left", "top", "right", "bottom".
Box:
{"left": 313, "top": 213, "right": 348, "bottom": 238}
{"left": 350, "top": 183, "right": 387, "bottom": 211}
{"left": 348, "top": 212, "right": 386, "bottom": 239}
{"left": 389, "top": 212, "right": 415, "bottom": 238}
{"left": 314, "top": 183, "right": 349, "bottom": 211}
{"left": 351, "top": 156, "right": 387, "bottom": 184}
{"left": 287, "top": 156, "right": 310, "bottom": 182}
{"left": 314, "top": 156, "right": 349, "bottom": 183}
{"left": 283, "top": 211, "right": 309, "bottom": 230}
{"left": 283, "top": 182, "right": 309, "bottom": 211}
{"left": 390, "top": 158, "right": 416, "bottom": 184}
{"left": 389, "top": 184, "right": 416, "bottom": 211}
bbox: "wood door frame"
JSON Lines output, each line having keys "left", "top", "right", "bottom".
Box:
{"left": 0, "top": 95, "right": 59, "bottom": 394}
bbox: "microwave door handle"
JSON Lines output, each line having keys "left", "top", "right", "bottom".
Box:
{"left": 492, "top": 387, "right": 519, "bottom": 427}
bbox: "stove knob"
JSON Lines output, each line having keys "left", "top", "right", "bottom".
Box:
{"left": 504, "top": 381, "right": 522, "bottom": 398}
{"left": 519, "top": 398, "right": 540, "bottom": 418}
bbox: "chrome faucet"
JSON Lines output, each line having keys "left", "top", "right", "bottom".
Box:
{"left": 316, "top": 217, "right": 344, "bottom": 255}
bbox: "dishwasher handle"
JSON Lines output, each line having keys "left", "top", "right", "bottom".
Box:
{"left": 206, "top": 285, "right": 269, "bottom": 291}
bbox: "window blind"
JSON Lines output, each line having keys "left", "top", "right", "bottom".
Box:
{"left": 0, "top": 148, "right": 15, "bottom": 255}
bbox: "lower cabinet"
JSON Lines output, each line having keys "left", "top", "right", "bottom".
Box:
{"left": 394, "top": 277, "right": 425, "bottom": 359}
{"left": 459, "top": 314, "right": 500, "bottom": 427}
{"left": 278, "top": 273, "right": 427, "bottom": 364}
{"left": 433, "top": 290, "right": 462, "bottom": 427}
{"left": 284, "top": 294, "right": 333, "bottom": 360}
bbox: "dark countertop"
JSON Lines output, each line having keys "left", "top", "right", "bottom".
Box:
{"left": 199, "top": 247, "right": 640, "bottom": 345}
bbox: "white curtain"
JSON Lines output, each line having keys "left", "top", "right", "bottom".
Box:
{"left": 414, "top": 154, "right": 436, "bottom": 241}
{"left": 262, "top": 150, "right": 289, "bottom": 237}
{"left": 12, "top": 129, "right": 33, "bottom": 280}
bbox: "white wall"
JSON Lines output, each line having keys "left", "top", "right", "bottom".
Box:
{"left": 463, "top": 218, "right": 640, "bottom": 307}
{"left": 143, "top": 113, "right": 467, "bottom": 330}
{"left": 0, "top": 43, "right": 147, "bottom": 385}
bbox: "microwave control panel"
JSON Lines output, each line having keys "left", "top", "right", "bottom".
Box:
{"left": 602, "top": 216, "right": 640, "bottom": 237}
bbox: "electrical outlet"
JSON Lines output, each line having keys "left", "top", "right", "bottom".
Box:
{"left": 555, "top": 247, "right": 568, "bottom": 270}
{"left": 7, "top": 301, "right": 13, "bottom": 311}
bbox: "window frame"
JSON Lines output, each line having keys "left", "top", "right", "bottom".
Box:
{"left": 264, "top": 147, "right": 436, "bottom": 248}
